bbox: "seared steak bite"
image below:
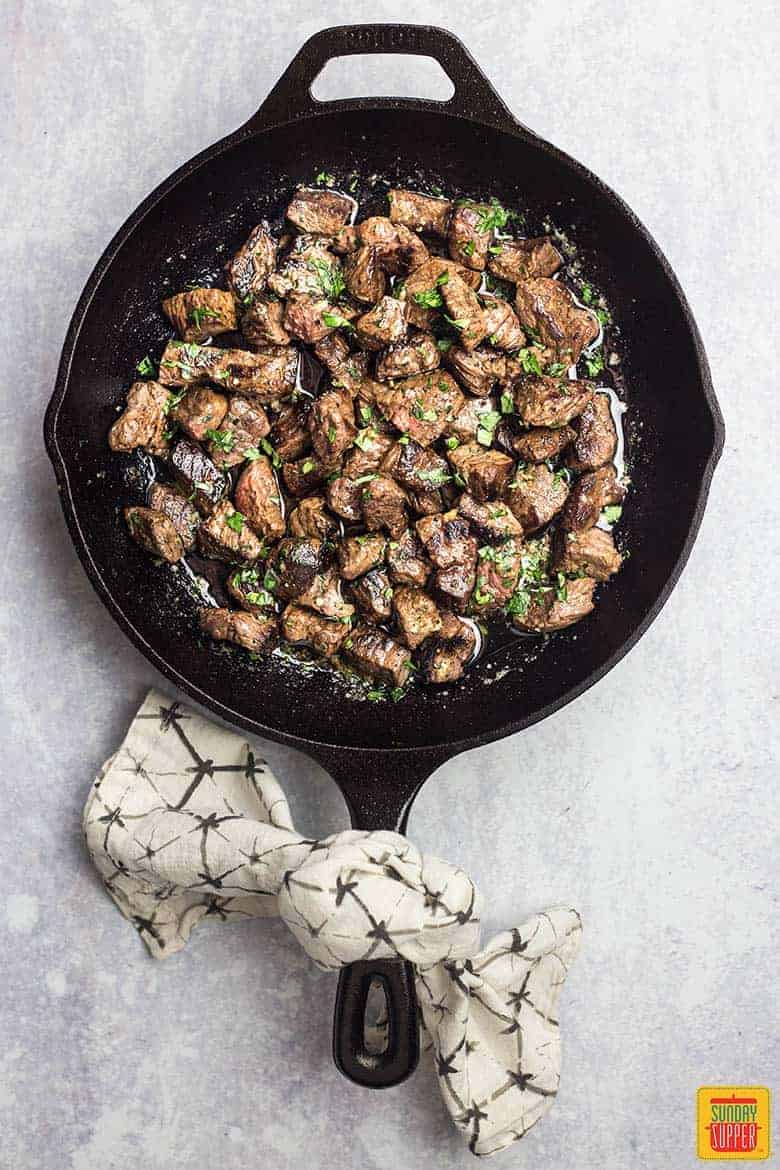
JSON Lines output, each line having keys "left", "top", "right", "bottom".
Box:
{"left": 567, "top": 393, "right": 618, "bottom": 471}
{"left": 444, "top": 394, "right": 500, "bottom": 444}
{"left": 434, "top": 561, "right": 477, "bottom": 611}
{"left": 170, "top": 436, "right": 226, "bottom": 512}
{"left": 234, "top": 456, "right": 285, "bottom": 541}
{"left": 458, "top": 492, "right": 524, "bottom": 543}
{"left": 448, "top": 442, "right": 514, "bottom": 502}
{"left": 351, "top": 567, "right": 394, "bottom": 624}
{"left": 554, "top": 526, "right": 622, "bottom": 581}
{"left": 267, "top": 236, "right": 336, "bottom": 299}
{"left": 448, "top": 202, "right": 493, "bottom": 270}
{"left": 288, "top": 495, "right": 337, "bottom": 540}
{"left": 441, "top": 272, "right": 488, "bottom": 352}
{"left": 109, "top": 380, "right": 171, "bottom": 456}
{"left": 343, "top": 428, "right": 395, "bottom": 479}
{"left": 344, "top": 245, "right": 386, "bottom": 304}
{"left": 342, "top": 624, "right": 411, "bottom": 689}
{"left": 326, "top": 475, "right": 363, "bottom": 522}
{"left": 163, "top": 288, "right": 238, "bottom": 343}
{"left": 283, "top": 293, "right": 334, "bottom": 345}
{"left": 417, "top": 510, "right": 477, "bottom": 568}
{"left": 420, "top": 612, "right": 476, "bottom": 683}
{"left": 514, "top": 374, "right": 593, "bottom": 428}
{"left": 400, "top": 257, "right": 480, "bottom": 329}
{"left": 199, "top": 606, "right": 277, "bottom": 652}
{"left": 361, "top": 474, "right": 409, "bottom": 538}
{"left": 381, "top": 437, "right": 450, "bottom": 494}
{"left": 513, "top": 424, "right": 576, "bottom": 464}
{"left": 271, "top": 402, "right": 311, "bottom": 462}
{"left": 285, "top": 186, "right": 354, "bottom": 235}
{"left": 313, "top": 331, "right": 351, "bottom": 374}
{"left": 381, "top": 371, "right": 464, "bottom": 447}
{"left": 386, "top": 528, "right": 430, "bottom": 587}
{"left": 297, "top": 566, "right": 354, "bottom": 621}
{"left": 357, "top": 216, "right": 428, "bottom": 274}
{"left": 505, "top": 463, "right": 569, "bottom": 533}
{"left": 309, "top": 386, "right": 357, "bottom": 463}
{"left": 393, "top": 585, "right": 442, "bottom": 649}
{"left": 241, "top": 297, "right": 291, "bottom": 348}
{"left": 282, "top": 454, "right": 324, "bottom": 497}
{"left": 388, "top": 188, "right": 452, "bottom": 236}
{"left": 482, "top": 299, "right": 526, "bottom": 352}
{"left": 281, "top": 603, "right": 349, "bottom": 657}
{"left": 227, "top": 565, "right": 276, "bottom": 615}
{"left": 444, "top": 346, "right": 505, "bottom": 396}
{"left": 472, "top": 538, "right": 522, "bottom": 610}
{"left": 225, "top": 222, "right": 277, "bottom": 300}
{"left": 375, "top": 333, "right": 440, "bottom": 382}
{"left": 125, "top": 506, "right": 183, "bottom": 563}
{"left": 487, "top": 236, "right": 562, "bottom": 284}
{"left": 561, "top": 465, "right": 625, "bottom": 531}
{"left": 171, "top": 385, "right": 228, "bottom": 443}
{"left": 337, "top": 532, "right": 386, "bottom": 580}
{"left": 207, "top": 395, "right": 271, "bottom": 469}
{"left": 513, "top": 575, "right": 596, "bottom": 633}
{"left": 515, "top": 278, "right": 599, "bottom": 365}
{"left": 355, "top": 296, "right": 407, "bottom": 350}
{"left": 159, "top": 340, "right": 297, "bottom": 401}
{"left": 147, "top": 483, "right": 200, "bottom": 550}
{"left": 331, "top": 225, "right": 359, "bottom": 254}
{"left": 268, "top": 537, "right": 326, "bottom": 600}
{"left": 198, "top": 499, "right": 266, "bottom": 562}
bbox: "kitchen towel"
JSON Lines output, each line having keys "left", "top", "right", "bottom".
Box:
{"left": 84, "top": 689, "right": 581, "bottom": 1157}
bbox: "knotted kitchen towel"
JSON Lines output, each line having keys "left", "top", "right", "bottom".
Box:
{"left": 84, "top": 689, "right": 581, "bottom": 1157}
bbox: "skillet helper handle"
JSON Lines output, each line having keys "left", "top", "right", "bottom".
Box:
{"left": 333, "top": 957, "right": 420, "bottom": 1089}
{"left": 244, "top": 23, "right": 519, "bottom": 135}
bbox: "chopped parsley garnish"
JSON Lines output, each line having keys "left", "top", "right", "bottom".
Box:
{"left": 225, "top": 511, "right": 245, "bottom": 533}
{"left": 136, "top": 355, "right": 156, "bottom": 377}
{"left": 500, "top": 389, "right": 514, "bottom": 414}
{"left": 444, "top": 315, "right": 467, "bottom": 330}
{"left": 359, "top": 404, "right": 374, "bottom": 424}
{"left": 190, "top": 304, "right": 221, "bottom": 329}
{"left": 555, "top": 572, "right": 568, "bottom": 601}
{"left": 602, "top": 504, "right": 623, "bottom": 524}
{"left": 580, "top": 283, "right": 594, "bottom": 305}
{"left": 518, "top": 347, "right": 543, "bottom": 376}
{"left": 412, "top": 400, "right": 437, "bottom": 422}
{"left": 327, "top": 425, "right": 337, "bottom": 444}
{"left": 322, "top": 312, "right": 354, "bottom": 330}
{"left": 263, "top": 568, "right": 278, "bottom": 592}
{"left": 546, "top": 362, "right": 567, "bottom": 376}
{"left": 260, "top": 437, "right": 282, "bottom": 468}
{"left": 301, "top": 459, "right": 315, "bottom": 474}
{"left": 584, "top": 350, "right": 605, "bottom": 378}
{"left": 476, "top": 410, "right": 501, "bottom": 447}
{"left": 245, "top": 590, "right": 275, "bottom": 608}
{"left": 206, "top": 428, "right": 234, "bottom": 453}
{"left": 315, "top": 170, "right": 335, "bottom": 186}
{"left": 445, "top": 436, "right": 460, "bottom": 450}
{"left": 417, "top": 467, "right": 451, "bottom": 486}
{"left": 436, "top": 337, "right": 453, "bottom": 352}
{"left": 475, "top": 198, "right": 514, "bottom": 233}
{"left": 412, "top": 271, "right": 448, "bottom": 309}
{"left": 353, "top": 428, "right": 375, "bottom": 452}
{"left": 462, "top": 240, "right": 476, "bottom": 257}
{"left": 309, "top": 258, "right": 345, "bottom": 301}
{"left": 162, "top": 388, "right": 186, "bottom": 415}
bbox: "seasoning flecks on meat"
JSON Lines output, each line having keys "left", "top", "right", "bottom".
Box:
{"left": 285, "top": 186, "right": 355, "bottom": 236}
{"left": 267, "top": 235, "right": 340, "bottom": 299}
{"left": 197, "top": 499, "right": 266, "bottom": 562}
{"left": 163, "top": 288, "right": 238, "bottom": 343}
{"left": 326, "top": 475, "right": 363, "bottom": 522}
{"left": 458, "top": 492, "right": 524, "bottom": 543}
{"left": 561, "top": 465, "right": 625, "bottom": 531}
{"left": 515, "top": 278, "right": 599, "bottom": 366}
{"left": 513, "top": 424, "right": 576, "bottom": 464}
{"left": 169, "top": 436, "right": 227, "bottom": 513}
{"left": 296, "top": 567, "right": 354, "bottom": 621}
{"left": 487, "top": 236, "right": 562, "bottom": 284}
{"left": 281, "top": 603, "right": 350, "bottom": 657}
{"left": 309, "top": 387, "right": 357, "bottom": 464}
{"left": 241, "top": 297, "right": 291, "bottom": 348}
{"left": 505, "top": 463, "right": 569, "bottom": 533}
{"left": 227, "top": 565, "right": 276, "bottom": 615}
{"left": 388, "top": 188, "right": 452, "bottom": 236}
{"left": 207, "top": 396, "right": 271, "bottom": 469}
{"left": 380, "top": 438, "right": 450, "bottom": 495}
{"left": 420, "top": 612, "right": 476, "bottom": 684}
{"left": 512, "top": 575, "right": 596, "bottom": 633}
{"left": 109, "top": 380, "right": 171, "bottom": 456}
{"left": 271, "top": 402, "right": 311, "bottom": 462}
{"left": 288, "top": 495, "right": 337, "bottom": 540}
{"left": 441, "top": 272, "right": 488, "bottom": 352}
{"left": 554, "top": 527, "right": 622, "bottom": 581}
{"left": 158, "top": 340, "right": 297, "bottom": 402}
{"left": 125, "top": 506, "right": 184, "bottom": 563}
{"left": 386, "top": 529, "right": 430, "bottom": 587}
{"left": 447, "top": 202, "right": 493, "bottom": 270}
{"left": 224, "top": 223, "right": 277, "bottom": 300}
{"left": 482, "top": 299, "right": 526, "bottom": 352}
{"left": 147, "top": 484, "right": 200, "bottom": 550}
{"left": 342, "top": 428, "right": 395, "bottom": 480}
{"left": 444, "top": 394, "right": 500, "bottom": 444}
{"left": 400, "top": 257, "right": 480, "bottom": 329}
{"left": 448, "top": 442, "right": 514, "bottom": 502}
{"left": 472, "top": 538, "right": 522, "bottom": 610}
{"left": 444, "top": 346, "right": 506, "bottom": 397}
{"left": 199, "top": 607, "right": 277, "bottom": 652}
{"left": 350, "top": 568, "right": 394, "bottom": 624}
{"left": 342, "top": 624, "right": 411, "bottom": 689}
{"left": 234, "top": 455, "right": 286, "bottom": 541}
{"left": 283, "top": 293, "right": 335, "bottom": 345}
{"left": 268, "top": 537, "right": 327, "bottom": 601}
{"left": 393, "top": 585, "right": 442, "bottom": 649}
{"left": 381, "top": 371, "right": 464, "bottom": 447}
{"left": 361, "top": 474, "right": 409, "bottom": 538}
{"left": 375, "top": 333, "right": 440, "bottom": 382}
{"left": 567, "top": 393, "right": 618, "bottom": 472}
{"left": 355, "top": 296, "right": 407, "bottom": 351}
{"left": 357, "top": 216, "right": 429, "bottom": 274}
{"left": 343, "top": 245, "right": 386, "bottom": 304}
{"left": 417, "top": 510, "right": 477, "bottom": 569}
{"left": 281, "top": 454, "right": 324, "bottom": 497}
{"left": 514, "top": 374, "right": 594, "bottom": 428}
{"left": 171, "top": 385, "right": 228, "bottom": 443}
{"left": 337, "top": 533, "right": 386, "bottom": 580}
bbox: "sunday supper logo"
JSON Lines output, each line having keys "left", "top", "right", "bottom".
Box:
{"left": 697, "top": 1087, "right": 770, "bottom": 1160}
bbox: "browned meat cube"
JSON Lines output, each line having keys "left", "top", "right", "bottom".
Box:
{"left": 170, "top": 436, "right": 227, "bottom": 513}
{"left": 420, "top": 612, "right": 476, "bottom": 683}
{"left": 554, "top": 527, "right": 622, "bottom": 581}
{"left": 515, "top": 278, "right": 599, "bottom": 365}
{"left": 313, "top": 330, "right": 351, "bottom": 374}
{"left": 309, "top": 386, "right": 357, "bottom": 463}
{"left": 281, "top": 603, "right": 350, "bottom": 657}
{"left": 337, "top": 533, "right": 386, "bottom": 580}
{"left": 326, "top": 476, "right": 363, "bottom": 522}
{"left": 283, "top": 293, "right": 333, "bottom": 345}
{"left": 381, "top": 371, "right": 464, "bottom": 447}
{"left": 158, "top": 340, "right": 222, "bottom": 388}
{"left": 386, "top": 529, "right": 430, "bottom": 587}
{"left": 447, "top": 202, "right": 493, "bottom": 270}
{"left": 268, "top": 538, "right": 327, "bottom": 600}
{"left": 355, "top": 296, "right": 407, "bottom": 351}
{"left": 434, "top": 563, "right": 477, "bottom": 611}
{"left": 416, "top": 510, "right": 478, "bottom": 571}
{"left": 342, "top": 624, "right": 411, "bottom": 689}
{"left": 207, "top": 396, "right": 271, "bottom": 470}
{"left": 199, "top": 607, "right": 277, "bottom": 653}
{"left": 444, "top": 395, "right": 499, "bottom": 444}
{"left": 472, "top": 538, "right": 523, "bottom": 610}
{"left": 343, "top": 428, "right": 395, "bottom": 480}
{"left": 171, "top": 385, "right": 228, "bottom": 443}
{"left": 241, "top": 297, "right": 291, "bottom": 348}
{"left": 344, "top": 245, "right": 386, "bottom": 304}
{"left": 159, "top": 340, "right": 298, "bottom": 402}
{"left": 505, "top": 464, "right": 569, "bottom": 533}
{"left": 400, "top": 257, "right": 480, "bottom": 329}
{"left": 227, "top": 565, "right": 276, "bottom": 615}
{"left": 271, "top": 402, "right": 311, "bottom": 462}
{"left": 561, "top": 465, "right": 625, "bottom": 531}
{"left": 514, "top": 374, "right": 594, "bottom": 428}
{"left": 482, "top": 299, "right": 526, "bottom": 352}
{"left": 567, "top": 393, "right": 618, "bottom": 472}
{"left": 458, "top": 492, "right": 524, "bottom": 543}
{"left": 444, "top": 346, "right": 505, "bottom": 396}
{"left": 267, "top": 235, "right": 341, "bottom": 299}
{"left": 234, "top": 456, "right": 285, "bottom": 541}
{"left": 513, "top": 575, "right": 596, "bottom": 633}
{"left": 388, "top": 189, "right": 452, "bottom": 236}
{"left": 361, "top": 474, "right": 409, "bottom": 538}
{"left": 331, "top": 225, "right": 359, "bottom": 254}
{"left": 350, "top": 568, "right": 394, "bottom": 624}
{"left": 487, "top": 236, "right": 562, "bottom": 284}
{"left": 198, "top": 499, "right": 266, "bottom": 562}
{"left": 393, "top": 586, "right": 441, "bottom": 649}
{"left": 375, "top": 333, "right": 439, "bottom": 382}
{"left": 448, "top": 442, "right": 514, "bottom": 501}
{"left": 441, "top": 272, "right": 488, "bottom": 352}
{"left": 357, "top": 216, "right": 429, "bottom": 274}
{"left": 147, "top": 483, "right": 200, "bottom": 550}
{"left": 297, "top": 566, "right": 355, "bottom": 621}
{"left": 285, "top": 186, "right": 354, "bottom": 235}
{"left": 513, "top": 424, "right": 576, "bottom": 464}
{"left": 163, "top": 288, "right": 238, "bottom": 343}
{"left": 225, "top": 223, "right": 277, "bottom": 300}
{"left": 381, "top": 437, "right": 450, "bottom": 492}
{"left": 109, "top": 380, "right": 171, "bottom": 456}
{"left": 288, "top": 496, "right": 337, "bottom": 540}
{"left": 124, "top": 506, "right": 183, "bottom": 563}
{"left": 408, "top": 486, "right": 445, "bottom": 517}
{"left": 282, "top": 455, "right": 324, "bottom": 497}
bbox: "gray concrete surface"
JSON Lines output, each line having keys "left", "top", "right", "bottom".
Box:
{"left": 2, "top": 1, "right": 777, "bottom": 1167}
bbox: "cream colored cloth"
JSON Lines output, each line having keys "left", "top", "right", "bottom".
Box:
{"left": 84, "top": 689, "right": 581, "bottom": 1157}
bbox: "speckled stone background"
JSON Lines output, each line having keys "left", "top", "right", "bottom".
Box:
{"left": 2, "top": 1, "right": 777, "bottom": 1166}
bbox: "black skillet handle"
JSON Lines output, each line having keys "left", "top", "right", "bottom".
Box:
{"left": 243, "top": 24, "right": 521, "bottom": 136}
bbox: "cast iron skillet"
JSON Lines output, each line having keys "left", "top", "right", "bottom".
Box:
{"left": 44, "top": 24, "right": 723, "bottom": 1090}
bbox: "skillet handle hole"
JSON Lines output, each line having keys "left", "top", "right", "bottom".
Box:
{"left": 310, "top": 54, "right": 455, "bottom": 104}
